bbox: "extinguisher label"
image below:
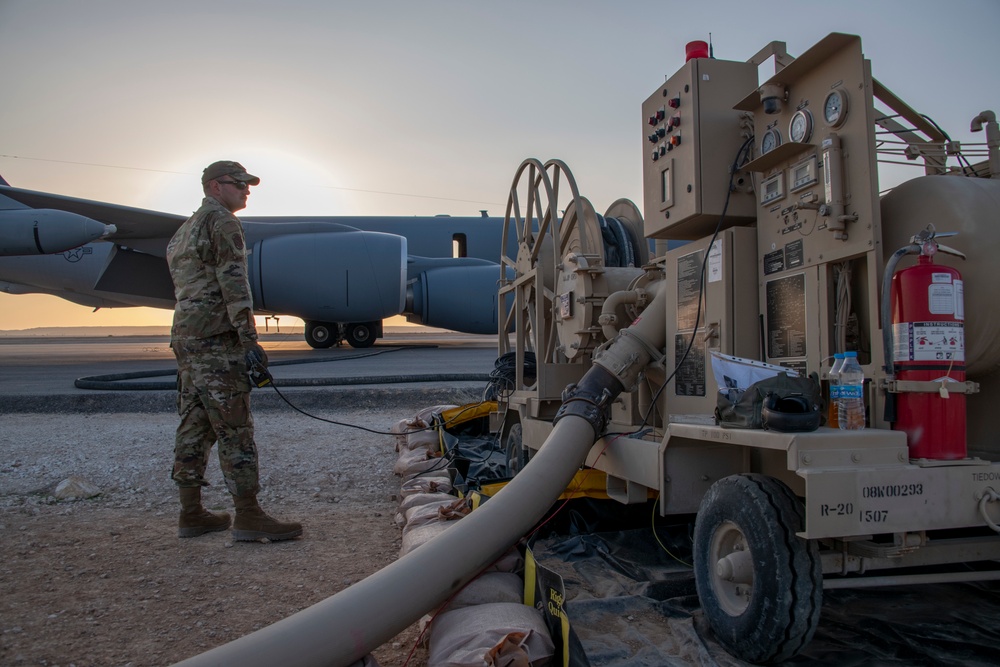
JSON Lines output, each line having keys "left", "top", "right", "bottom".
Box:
{"left": 892, "top": 321, "right": 965, "bottom": 362}
{"left": 927, "top": 283, "right": 956, "bottom": 315}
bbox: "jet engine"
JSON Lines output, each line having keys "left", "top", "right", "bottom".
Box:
{"left": 247, "top": 229, "right": 406, "bottom": 323}
{"left": 405, "top": 261, "right": 511, "bottom": 334}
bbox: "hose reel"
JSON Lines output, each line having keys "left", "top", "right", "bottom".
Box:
{"left": 499, "top": 159, "right": 649, "bottom": 383}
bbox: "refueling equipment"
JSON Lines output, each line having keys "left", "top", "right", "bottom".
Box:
{"left": 494, "top": 32, "right": 1000, "bottom": 663}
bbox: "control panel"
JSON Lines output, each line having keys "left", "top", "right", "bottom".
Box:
{"left": 736, "top": 33, "right": 881, "bottom": 274}
{"left": 641, "top": 55, "right": 758, "bottom": 240}
{"left": 734, "top": 33, "right": 884, "bottom": 382}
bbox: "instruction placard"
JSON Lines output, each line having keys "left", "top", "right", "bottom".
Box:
{"left": 892, "top": 321, "right": 964, "bottom": 362}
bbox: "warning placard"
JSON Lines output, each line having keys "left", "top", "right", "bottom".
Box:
{"left": 892, "top": 321, "right": 964, "bottom": 362}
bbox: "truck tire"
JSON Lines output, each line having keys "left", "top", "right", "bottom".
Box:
{"left": 504, "top": 422, "right": 529, "bottom": 475}
{"left": 693, "top": 473, "right": 822, "bottom": 663}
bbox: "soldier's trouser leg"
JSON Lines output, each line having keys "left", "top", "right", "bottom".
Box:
{"left": 171, "top": 335, "right": 259, "bottom": 497}
{"left": 177, "top": 486, "right": 232, "bottom": 538}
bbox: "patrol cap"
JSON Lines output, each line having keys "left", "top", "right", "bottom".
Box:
{"left": 202, "top": 160, "right": 261, "bottom": 185}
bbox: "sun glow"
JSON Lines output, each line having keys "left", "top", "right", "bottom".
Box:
{"left": 143, "top": 147, "right": 356, "bottom": 218}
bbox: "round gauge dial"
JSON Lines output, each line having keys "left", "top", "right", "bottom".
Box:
{"left": 789, "top": 109, "right": 813, "bottom": 143}
{"left": 761, "top": 128, "right": 781, "bottom": 154}
{"left": 824, "top": 88, "right": 849, "bottom": 127}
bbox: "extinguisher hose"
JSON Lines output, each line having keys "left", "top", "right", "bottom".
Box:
{"left": 880, "top": 243, "right": 920, "bottom": 423}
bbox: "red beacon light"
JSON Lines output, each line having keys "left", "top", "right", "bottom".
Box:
{"left": 685, "top": 40, "right": 709, "bottom": 61}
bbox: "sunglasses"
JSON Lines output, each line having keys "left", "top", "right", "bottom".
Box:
{"left": 217, "top": 179, "right": 250, "bottom": 190}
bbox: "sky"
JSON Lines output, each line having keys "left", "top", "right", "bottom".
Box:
{"left": 1, "top": 0, "right": 998, "bottom": 330}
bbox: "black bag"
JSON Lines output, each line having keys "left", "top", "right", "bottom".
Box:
{"left": 715, "top": 371, "right": 824, "bottom": 431}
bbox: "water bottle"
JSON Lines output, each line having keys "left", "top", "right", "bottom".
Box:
{"left": 827, "top": 353, "right": 845, "bottom": 426}
{"left": 837, "top": 351, "right": 865, "bottom": 430}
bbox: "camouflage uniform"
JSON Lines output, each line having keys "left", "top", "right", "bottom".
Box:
{"left": 167, "top": 196, "right": 260, "bottom": 497}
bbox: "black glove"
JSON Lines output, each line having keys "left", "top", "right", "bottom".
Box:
{"left": 244, "top": 341, "right": 268, "bottom": 370}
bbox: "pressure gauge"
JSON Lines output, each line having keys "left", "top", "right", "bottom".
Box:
{"left": 789, "top": 109, "right": 813, "bottom": 143}
{"left": 761, "top": 128, "right": 781, "bottom": 154}
{"left": 823, "top": 88, "right": 849, "bottom": 127}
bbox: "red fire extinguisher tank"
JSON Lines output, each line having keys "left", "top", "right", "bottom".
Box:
{"left": 890, "top": 252, "right": 966, "bottom": 459}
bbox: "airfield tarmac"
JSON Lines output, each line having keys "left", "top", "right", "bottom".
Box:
{"left": 0, "top": 329, "right": 499, "bottom": 667}
{"left": 0, "top": 328, "right": 499, "bottom": 409}
{"left": 3, "top": 331, "right": 999, "bottom": 666}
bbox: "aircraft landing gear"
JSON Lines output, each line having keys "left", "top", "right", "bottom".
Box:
{"left": 344, "top": 321, "right": 378, "bottom": 349}
{"left": 304, "top": 321, "right": 340, "bottom": 349}
{"left": 304, "top": 320, "right": 381, "bottom": 349}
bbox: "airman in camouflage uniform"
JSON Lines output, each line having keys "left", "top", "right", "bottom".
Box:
{"left": 167, "top": 160, "right": 302, "bottom": 541}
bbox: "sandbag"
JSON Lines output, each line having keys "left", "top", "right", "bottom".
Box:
{"left": 400, "top": 474, "right": 453, "bottom": 497}
{"left": 405, "top": 428, "right": 445, "bottom": 453}
{"left": 399, "top": 491, "right": 457, "bottom": 514}
{"left": 394, "top": 449, "right": 448, "bottom": 480}
{"left": 427, "top": 603, "right": 554, "bottom": 667}
{"left": 396, "top": 492, "right": 458, "bottom": 527}
{"left": 441, "top": 572, "right": 525, "bottom": 614}
{"left": 399, "top": 520, "right": 456, "bottom": 556}
{"left": 415, "top": 404, "right": 459, "bottom": 423}
{"left": 401, "top": 497, "right": 470, "bottom": 535}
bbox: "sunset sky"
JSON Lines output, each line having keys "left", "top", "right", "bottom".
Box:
{"left": 1, "top": 0, "right": 998, "bottom": 330}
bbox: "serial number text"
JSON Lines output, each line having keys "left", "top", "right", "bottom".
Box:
{"left": 862, "top": 484, "right": 923, "bottom": 498}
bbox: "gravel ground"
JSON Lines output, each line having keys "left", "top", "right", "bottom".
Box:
{"left": 0, "top": 404, "right": 441, "bottom": 667}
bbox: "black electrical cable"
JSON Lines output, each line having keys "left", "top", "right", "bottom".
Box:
{"left": 260, "top": 377, "right": 495, "bottom": 437}
{"left": 612, "top": 135, "right": 754, "bottom": 438}
{"left": 484, "top": 351, "right": 535, "bottom": 401}
{"left": 75, "top": 344, "right": 494, "bottom": 436}
{"left": 74, "top": 346, "right": 490, "bottom": 390}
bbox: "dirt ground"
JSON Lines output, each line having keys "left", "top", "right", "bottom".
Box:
{"left": 0, "top": 408, "right": 434, "bottom": 667}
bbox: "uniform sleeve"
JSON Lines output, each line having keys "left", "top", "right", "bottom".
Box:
{"left": 211, "top": 213, "right": 258, "bottom": 345}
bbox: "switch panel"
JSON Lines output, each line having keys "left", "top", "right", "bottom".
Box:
{"left": 642, "top": 56, "right": 758, "bottom": 240}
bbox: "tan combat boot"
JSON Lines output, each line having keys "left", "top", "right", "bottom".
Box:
{"left": 232, "top": 495, "right": 303, "bottom": 542}
{"left": 178, "top": 486, "right": 232, "bottom": 538}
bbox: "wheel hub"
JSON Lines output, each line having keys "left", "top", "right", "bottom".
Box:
{"left": 710, "top": 520, "right": 754, "bottom": 615}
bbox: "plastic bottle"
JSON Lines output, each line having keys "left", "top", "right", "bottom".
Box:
{"left": 837, "top": 351, "right": 865, "bottom": 430}
{"left": 827, "top": 353, "right": 845, "bottom": 426}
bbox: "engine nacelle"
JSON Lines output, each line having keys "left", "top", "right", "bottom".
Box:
{"left": 407, "top": 263, "right": 511, "bottom": 334}
{"left": 248, "top": 230, "right": 406, "bottom": 322}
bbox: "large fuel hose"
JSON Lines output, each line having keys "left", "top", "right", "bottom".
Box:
{"left": 174, "top": 286, "right": 669, "bottom": 667}
{"left": 174, "top": 412, "right": 597, "bottom": 667}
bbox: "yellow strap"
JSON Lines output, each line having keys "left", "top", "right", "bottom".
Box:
{"left": 523, "top": 547, "right": 537, "bottom": 608}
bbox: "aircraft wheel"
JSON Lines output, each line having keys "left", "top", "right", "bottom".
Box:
{"left": 693, "top": 474, "right": 822, "bottom": 664}
{"left": 305, "top": 321, "right": 339, "bottom": 349}
{"left": 345, "top": 322, "right": 377, "bottom": 348}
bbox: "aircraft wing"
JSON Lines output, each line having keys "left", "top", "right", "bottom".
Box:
{"left": 0, "top": 180, "right": 516, "bottom": 343}
{"left": 0, "top": 184, "right": 184, "bottom": 242}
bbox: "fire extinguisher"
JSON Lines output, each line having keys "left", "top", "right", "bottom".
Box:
{"left": 889, "top": 235, "right": 966, "bottom": 460}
